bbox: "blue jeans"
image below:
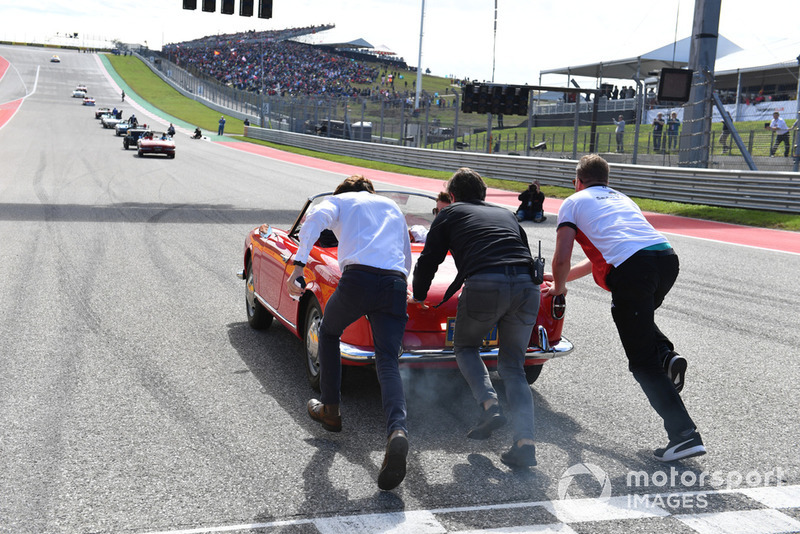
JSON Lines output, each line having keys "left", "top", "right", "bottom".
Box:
{"left": 318, "top": 268, "right": 408, "bottom": 437}
{"left": 605, "top": 250, "right": 696, "bottom": 441}
{"left": 453, "top": 269, "right": 539, "bottom": 442}
{"left": 517, "top": 209, "right": 544, "bottom": 222}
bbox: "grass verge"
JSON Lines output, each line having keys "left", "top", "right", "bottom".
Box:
{"left": 105, "top": 54, "right": 800, "bottom": 232}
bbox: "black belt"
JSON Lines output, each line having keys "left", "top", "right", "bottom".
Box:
{"left": 472, "top": 263, "right": 530, "bottom": 276}
{"left": 343, "top": 264, "right": 406, "bottom": 280}
{"left": 633, "top": 247, "right": 676, "bottom": 258}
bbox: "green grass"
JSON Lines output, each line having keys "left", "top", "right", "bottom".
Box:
{"left": 104, "top": 54, "right": 800, "bottom": 232}
{"left": 106, "top": 55, "right": 247, "bottom": 135}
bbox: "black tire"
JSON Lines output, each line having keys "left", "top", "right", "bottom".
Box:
{"left": 245, "top": 257, "right": 272, "bottom": 330}
{"left": 304, "top": 299, "right": 323, "bottom": 391}
{"left": 524, "top": 364, "right": 543, "bottom": 384}
{"left": 137, "top": 150, "right": 143, "bottom": 157}
{"left": 168, "top": 153, "right": 175, "bottom": 159}
{"left": 123, "top": 139, "right": 129, "bottom": 149}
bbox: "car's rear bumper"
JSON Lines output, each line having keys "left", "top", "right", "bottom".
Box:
{"left": 340, "top": 332, "right": 573, "bottom": 364}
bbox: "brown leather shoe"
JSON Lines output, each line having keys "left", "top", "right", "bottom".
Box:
{"left": 307, "top": 399, "right": 341, "bottom": 432}
{"left": 377, "top": 429, "right": 408, "bottom": 491}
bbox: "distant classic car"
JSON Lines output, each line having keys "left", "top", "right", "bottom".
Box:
{"left": 237, "top": 191, "right": 573, "bottom": 390}
{"left": 94, "top": 107, "right": 112, "bottom": 119}
{"left": 101, "top": 114, "right": 123, "bottom": 129}
{"left": 115, "top": 121, "right": 132, "bottom": 136}
{"left": 83, "top": 97, "right": 96, "bottom": 106}
{"left": 137, "top": 132, "right": 176, "bottom": 158}
{"left": 72, "top": 89, "right": 86, "bottom": 98}
{"left": 123, "top": 127, "right": 152, "bottom": 149}
{"left": 50, "top": 55, "right": 61, "bottom": 63}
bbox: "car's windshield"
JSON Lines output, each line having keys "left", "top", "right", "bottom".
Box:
{"left": 290, "top": 191, "right": 438, "bottom": 240}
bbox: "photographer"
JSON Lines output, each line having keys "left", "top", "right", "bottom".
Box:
{"left": 516, "top": 180, "right": 546, "bottom": 223}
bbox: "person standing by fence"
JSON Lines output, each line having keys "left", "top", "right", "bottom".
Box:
{"left": 652, "top": 113, "right": 665, "bottom": 152}
{"left": 612, "top": 115, "right": 625, "bottom": 153}
{"left": 769, "top": 112, "right": 791, "bottom": 157}
{"left": 666, "top": 112, "right": 680, "bottom": 152}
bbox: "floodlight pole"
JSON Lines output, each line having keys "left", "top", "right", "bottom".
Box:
{"left": 491, "top": 0, "right": 498, "bottom": 83}
{"left": 414, "top": 0, "right": 425, "bottom": 110}
{"left": 794, "top": 54, "right": 800, "bottom": 172}
{"left": 679, "top": 0, "right": 721, "bottom": 168}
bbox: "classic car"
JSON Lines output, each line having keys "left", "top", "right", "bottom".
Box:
{"left": 137, "top": 132, "right": 176, "bottom": 158}
{"left": 101, "top": 114, "right": 123, "bottom": 129}
{"left": 94, "top": 107, "right": 111, "bottom": 119}
{"left": 122, "top": 127, "right": 152, "bottom": 149}
{"left": 50, "top": 55, "right": 61, "bottom": 63}
{"left": 115, "top": 121, "right": 132, "bottom": 136}
{"left": 82, "top": 96, "right": 96, "bottom": 106}
{"left": 237, "top": 191, "right": 572, "bottom": 391}
{"left": 72, "top": 89, "right": 86, "bottom": 98}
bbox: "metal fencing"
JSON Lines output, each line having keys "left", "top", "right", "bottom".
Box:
{"left": 244, "top": 125, "right": 800, "bottom": 214}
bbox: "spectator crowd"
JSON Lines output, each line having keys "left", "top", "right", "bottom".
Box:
{"left": 163, "top": 26, "right": 381, "bottom": 98}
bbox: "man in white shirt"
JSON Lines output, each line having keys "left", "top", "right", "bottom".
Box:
{"left": 769, "top": 111, "right": 791, "bottom": 157}
{"left": 286, "top": 175, "right": 412, "bottom": 491}
{"left": 544, "top": 154, "right": 704, "bottom": 463}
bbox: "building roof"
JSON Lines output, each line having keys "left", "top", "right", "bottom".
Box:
{"left": 318, "top": 37, "right": 373, "bottom": 50}
{"left": 541, "top": 35, "right": 742, "bottom": 80}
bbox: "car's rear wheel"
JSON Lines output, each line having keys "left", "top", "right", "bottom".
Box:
{"left": 169, "top": 153, "right": 175, "bottom": 159}
{"left": 137, "top": 150, "right": 143, "bottom": 157}
{"left": 245, "top": 257, "right": 272, "bottom": 330}
{"left": 123, "top": 140, "right": 129, "bottom": 149}
{"left": 525, "top": 364, "right": 543, "bottom": 384}
{"left": 304, "top": 299, "right": 323, "bottom": 391}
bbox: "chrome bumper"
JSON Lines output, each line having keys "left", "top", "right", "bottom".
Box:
{"left": 340, "top": 337, "right": 574, "bottom": 363}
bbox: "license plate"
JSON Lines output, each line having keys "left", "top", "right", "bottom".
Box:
{"left": 445, "top": 317, "right": 498, "bottom": 347}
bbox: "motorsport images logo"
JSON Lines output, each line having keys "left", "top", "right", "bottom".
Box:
{"left": 557, "top": 463, "right": 613, "bottom": 502}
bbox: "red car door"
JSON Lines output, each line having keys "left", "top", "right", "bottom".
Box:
{"left": 254, "top": 229, "right": 296, "bottom": 321}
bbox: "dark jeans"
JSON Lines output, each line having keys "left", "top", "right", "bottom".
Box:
{"left": 772, "top": 133, "right": 790, "bottom": 156}
{"left": 453, "top": 269, "right": 539, "bottom": 443}
{"left": 653, "top": 131, "right": 663, "bottom": 151}
{"left": 605, "top": 250, "right": 696, "bottom": 441}
{"left": 318, "top": 268, "right": 408, "bottom": 437}
{"left": 667, "top": 132, "right": 678, "bottom": 150}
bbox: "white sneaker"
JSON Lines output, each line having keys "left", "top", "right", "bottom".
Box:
{"left": 654, "top": 432, "right": 706, "bottom": 462}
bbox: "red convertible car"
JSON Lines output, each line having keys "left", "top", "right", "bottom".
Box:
{"left": 137, "top": 132, "right": 176, "bottom": 158}
{"left": 237, "top": 191, "right": 572, "bottom": 390}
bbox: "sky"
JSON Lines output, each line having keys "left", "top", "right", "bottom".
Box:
{"left": 1, "top": 0, "right": 799, "bottom": 86}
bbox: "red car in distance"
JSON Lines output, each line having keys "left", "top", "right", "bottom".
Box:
{"left": 237, "top": 191, "right": 573, "bottom": 390}
{"left": 137, "top": 132, "right": 176, "bottom": 158}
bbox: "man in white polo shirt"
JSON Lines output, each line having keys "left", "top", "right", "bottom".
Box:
{"left": 769, "top": 111, "right": 791, "bottom": 157}
{"left": 544, "top": 154, "right": 705, "bottom": 463}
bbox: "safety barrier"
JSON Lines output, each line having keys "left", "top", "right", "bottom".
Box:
{"left": 245, "top": 125, "right": 800, "bottom": 214}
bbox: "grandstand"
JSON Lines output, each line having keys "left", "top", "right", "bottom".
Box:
{"left": 162, "top": 25, "right": 407, "bottom": 98}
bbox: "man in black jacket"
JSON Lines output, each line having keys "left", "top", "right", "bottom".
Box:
{"left": 411, "top": 168, "right": 540, "bottom": 468}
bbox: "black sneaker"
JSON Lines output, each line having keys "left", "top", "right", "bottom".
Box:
{"left": 654, "top": 431, "right": 706, "bottom": 462}
{"left": 663, "top": 351, "right": 687, "bottom": 393}
{"left": 467, "top": 403, "right": 507, "bottom": 440}
{"left": 501, "top": 443, "right": 537, "bottom": 468}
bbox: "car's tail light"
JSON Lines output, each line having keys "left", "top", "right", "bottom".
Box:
{"left": 552, "top": 294, "right": 566, "bottom": 320}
